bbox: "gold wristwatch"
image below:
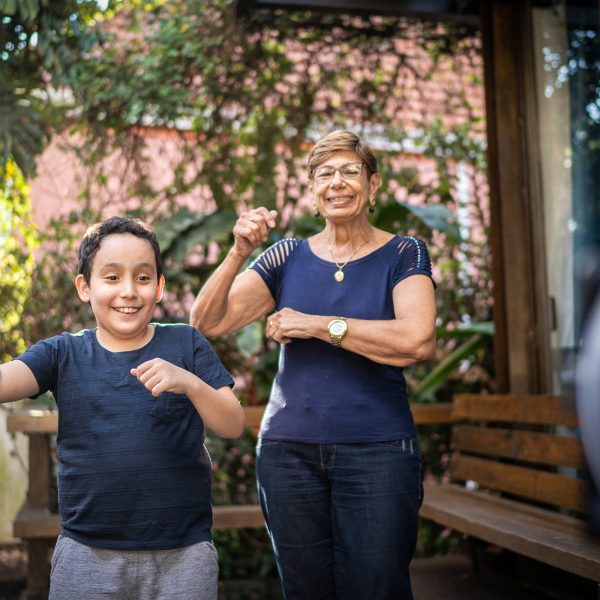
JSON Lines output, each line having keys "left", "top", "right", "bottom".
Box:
{"left": 327, "top": 317, "right": 348, "bottom": 347}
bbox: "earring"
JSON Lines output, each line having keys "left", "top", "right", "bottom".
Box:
{"left": 314, "top": 207, "right": 321, "bottom": 218}
{"left": 368, "top": 199, "right": 375, "bottom": 213}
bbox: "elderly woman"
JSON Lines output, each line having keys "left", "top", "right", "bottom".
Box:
{"left": 190, "top": 130, "right": 436, "bottom": 600}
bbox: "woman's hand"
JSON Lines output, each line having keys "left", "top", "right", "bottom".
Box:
{"left": 266, "top": 308, "right": 325, "bottom": 345}
{"left": 233, "top": 207, "right": 278, "bottom": 258}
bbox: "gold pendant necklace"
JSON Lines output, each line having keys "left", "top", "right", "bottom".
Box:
{"left": 328, "top": 237, "right": 370, "bottom": 283}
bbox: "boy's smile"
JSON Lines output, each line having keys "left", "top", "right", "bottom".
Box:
{"left": 113, "top": 307, "right": 141, "bottom": 314}
{"left": 75, "top": 233, "right": 165, "bottom": 351}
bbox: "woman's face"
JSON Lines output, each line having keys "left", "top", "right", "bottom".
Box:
{"left": 309, "top": 150, "right": 380, "bottom": 225}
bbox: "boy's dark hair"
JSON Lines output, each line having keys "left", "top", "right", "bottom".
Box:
{"left": 78, "top": 216, "right": 163, "bottom": 283}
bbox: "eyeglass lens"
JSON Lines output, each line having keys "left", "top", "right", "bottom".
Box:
{"left": 314, "top": 162, "right": 364, "bottom": 181}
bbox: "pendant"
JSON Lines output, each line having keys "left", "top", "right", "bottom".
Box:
{"left": 334, "top": 270, "right": 345, "bottom": 282}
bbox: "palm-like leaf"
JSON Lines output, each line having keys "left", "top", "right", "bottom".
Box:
{"left": 413, "top": 322, "right": 494, "bottom": 402}
{"left": 374, "top": 200, "right": 460, "bottom": 240}
{"left": 155, "top": 208, "right": 238, "bottom": 267}
{"left": 0, "top": 88, "right": 51, "bottom": 177}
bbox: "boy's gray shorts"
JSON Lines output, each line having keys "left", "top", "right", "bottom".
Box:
{"left": 49, "top": 535, "right": 218, "bottom": 600}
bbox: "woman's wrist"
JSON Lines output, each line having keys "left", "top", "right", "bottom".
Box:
{"left": 314, "top": 315, "right": 334, "bottom": 342}
{"left": 229, "top": 245, "right": 253, "bottom": 264}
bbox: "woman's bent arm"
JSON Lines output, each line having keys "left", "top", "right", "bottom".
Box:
{"left": 268, "top": 275, "right": 436, "bottom": 367}
{"left": 190, "top": 253, "right": 275, "bottom": 337}
{"left": 190, "top": 207, "right": 277, "bottom": 337}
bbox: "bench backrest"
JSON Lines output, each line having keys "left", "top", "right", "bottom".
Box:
{"left": 7, "top": 401, "right": 455, "bottom": 512}
{"left": 7, "top": 402, "right": 454, "bottom": 436}
{"left": 451, "top": 394, "right": 587, "bottom": 513}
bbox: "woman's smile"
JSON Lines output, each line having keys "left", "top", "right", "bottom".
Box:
{"left": 327, "top": 194, "right": 355, "bottom": 207}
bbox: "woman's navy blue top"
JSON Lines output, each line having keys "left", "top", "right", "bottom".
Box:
{"left": 250, "top": 235, "right": 433, "bottom": 443}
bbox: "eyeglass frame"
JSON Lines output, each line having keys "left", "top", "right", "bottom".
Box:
{"left": 310, "top": 161, "right": 370, "bottom": 183}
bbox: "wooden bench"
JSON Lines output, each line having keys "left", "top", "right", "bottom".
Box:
{"left": 421, "top": 393, "right": 600, "bottom": 592}
{"left": 8, "top": 402, "right": 453, "bottom": 598}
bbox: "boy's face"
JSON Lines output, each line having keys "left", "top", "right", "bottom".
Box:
{"left": 75, "top": 233, "right": 165, "bottom": 350}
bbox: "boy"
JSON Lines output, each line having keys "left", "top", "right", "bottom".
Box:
{"left": 0, "top": 216, "right": 245, "bottom": 600}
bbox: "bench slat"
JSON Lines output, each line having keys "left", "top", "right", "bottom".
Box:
{"left": 452, "top": 455, "right": 587, "bottom": 513}
{"left": 452, "top": 425, "right": 586, "bottom": 469}
{"left": 6, "top": 408, "right": 264, "bottom": 435}
{"left": 7, "top": 402, "right": 455, "bottom": 435}
{"left": 212, "top": 505, "right": 264, "bottom": 529}
{"left": 421, "top": 481, "right": 600, "bottom": 583}
{"left": 15, "top": 505, "right": 265, "bottom": 539}
{"left": 14, "top": 508, "right": 60, "bottom": 539}
{"left": 452, "top": 394, "right": 578, "bottom": 426}
{"left": 243, "top": 406, "right": 264, "bottom": 430}
{"left": 412, "top": 402, "right": 455, "bottom": 424}
{"left": 7, "top": 411, "right": 57, "bottom": 434}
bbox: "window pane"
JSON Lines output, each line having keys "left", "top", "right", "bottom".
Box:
{"left": 532, "top": 1, "right": 600, "bottom": 393}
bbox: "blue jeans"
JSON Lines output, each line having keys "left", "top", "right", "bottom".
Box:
{"left": 256, "top": 437, "right": 423, "bottom": 600}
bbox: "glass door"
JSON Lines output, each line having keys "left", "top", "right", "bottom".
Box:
{"left": 532, "top": 1, "right": 600, "bottom": 394}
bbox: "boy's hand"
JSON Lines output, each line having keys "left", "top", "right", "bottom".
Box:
{"left": 131, "top": 358, "right": 245, "bottom": 438}
{"left": 131, "top": 358, "right": 192, "bottom": 397}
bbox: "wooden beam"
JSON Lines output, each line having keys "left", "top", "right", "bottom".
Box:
{"left": 13, "top": 505, "right": 266, "bottom": 536}
{"left": 26, "top": 540, "right": 52, "bottom": 594}
{"left": 243, "top": 406, "right": 264, "bottom": 431}
{"left": 14, "top": 508, "right": 59, "bottom": 539}
{"left": 212, "top": 505, "right": 265, "bottom": 529}
{"left": 479, "top": 0, "right": 545, "bottom": 393}
{"left": 452, "top": 454, "right": 587, "bottom": 513}
{"left": 452, "top": 424, "right": 585, "bottom": 468}
{"left": 452, "top": 393, "right": 578, "bottom": 426}
{"left": 7, "top": 402, "right": 456, "bottom": 435}
{"left": 7, "top": 410, "right": 57, "bottom": 434}
{"left": 28, "top": 436, "right": 51, "bottom": 510}
{"left": 420, "top": 482, "right": 600, "bottom": 582}
{"left": 479, "top": 1, "right": 509, "bottom": 392}
{"left": 411, "top": 402, "right": 455, "bottom": 425}
{"left": 237, "top": 0, "right": 480, "bottom": 22}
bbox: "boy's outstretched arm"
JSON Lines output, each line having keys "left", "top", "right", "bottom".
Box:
{"left": 131, "top": 359, "right": 245, "bottom": 439}
{"left": 0, "top": 361, "right": 40, "bottom": 404}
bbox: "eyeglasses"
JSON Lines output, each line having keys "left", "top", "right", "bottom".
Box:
{"left": 312, "top": 162, "right": 367, "bottom": 183}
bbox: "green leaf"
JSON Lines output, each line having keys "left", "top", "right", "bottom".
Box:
{"left": 21, "top": 0, "right": 40, "bottom": 22}
{"left": 375, "top": 201, "right": 460, "bottom": 238}
{"left": 157, "top": 209, "right": 237, "bottom": 265}
{"left": 413, "top": 333, "right": 487, "bottom": 402}
{"left": 1, "top": 0, "right": 18, "bottom": 16}
{"left": 236, "top": 321, "right": 263, "bottom": 358}
{"left": 436, "top": 321, "right": 494, "bottom": 339}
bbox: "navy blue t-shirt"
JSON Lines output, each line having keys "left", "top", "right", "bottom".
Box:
{"left": 16, "top": 323, "right": 234, "bottom": 550}
{"left": 250, "top": 236, "right": 433, "bottom": 443}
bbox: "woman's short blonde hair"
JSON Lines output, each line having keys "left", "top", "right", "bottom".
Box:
{"left": 307, "top": 130, "right": 378, "bottom": 179}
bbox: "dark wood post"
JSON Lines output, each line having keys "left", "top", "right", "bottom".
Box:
{"left": 479, "top": 0, "right": 551, "bottom": 393}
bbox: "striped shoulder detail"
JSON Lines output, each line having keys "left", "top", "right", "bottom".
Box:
{"left": 249, "top": 237, "right": 301, "bottom": 277}
{"left": 396, "top": 236, "right": 430, "bottom": 273}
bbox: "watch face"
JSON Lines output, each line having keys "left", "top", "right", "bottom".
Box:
{"left": 330, "top": 320, "right": 347, "bottom": 336}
